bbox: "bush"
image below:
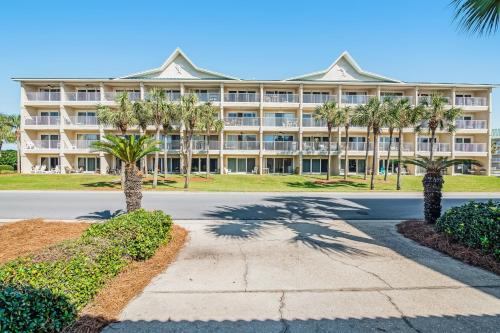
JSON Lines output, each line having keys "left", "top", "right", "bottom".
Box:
{"left": 0, "top": 150, "right": 17, "bottom": 169}
{"left": 0, "top": 209, "right": 173, "bottom": 332}
{"left": 0, "top": 165, "right": 14, "bottom": 171}
{"left": 436, "top": 200, "right": 500, "bottom": 259}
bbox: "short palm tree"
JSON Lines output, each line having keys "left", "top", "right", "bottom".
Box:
{"left": 91, "top": 135, "right": 159, "bottom": 212}
{"left": 197, "top": 102, "right": 224, "bottom": 179}
{"left": 452, "top": 0, "right": 500, "bottom": 35}
{"left": 418, "top": 93, "right": 462, "bottom": 161}
{"left": 404, "top": 156, "right": 481, "bottom": 224}
{"left": 352, "top": 103, "right": 374, "bottom": 180}
{"left": 338, "top": 106, "right": 353, "bottom": 180}
{"left": 0, "top": 114, "right": 14, "bottom": 157}
{"left": 314, "top": 100, "right": 341, "bottom": 180}
{"left": 6, "top": 115, "right": 21, "bottom": 173}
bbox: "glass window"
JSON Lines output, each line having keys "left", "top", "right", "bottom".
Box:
{"left": 312, "top": 159, "right": 321, "bottom": 173}
{"left": 228, "top": 158, "right": 236, "bottom": 172}
{"left": 246, "top": 158, "right": 256, "bottom": 173}
{"left": 303, "top": 159, "right": 311, "bottom": 173}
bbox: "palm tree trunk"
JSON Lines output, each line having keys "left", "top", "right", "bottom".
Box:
{"left": 396, "top": 130, "right": 403, "bottom": 190}
{"left": 429, "top": 129, "right": 436, "bottom": 161}
{"left": 124, "top": 163, "right": 142, "bottom": 212}
{"left": 153, "top": 128, "right": 160, "bottom": 188}
{"left": 16, "top": 142, "right": 21, "bottom": 173}
{"left": 344, "top": 126, "right": 349, "bottom": 180}
{"left": 422, "top": 172, "right": 443, "bottom": 224}
{"left": 327, "top": 127, "right": 332, "bottom": 181}
{"left": 120, "top": 131, "right": 126, "bottom": 189}
{"left": 163, "top": 141, "right": 168, "bottom": 181}
{"left": 205, "top": 131, "right": 210, "bottom": 180}
{"left": 370, "top": 132, "right": 378, "bottom": 190}
{"left": 184, "top": 132, "right": 193, "bottom": 189}
{"left": 364, "top": 127, "right": 371, "bottom": 180}
{"left": 384, "top": 128, "right": 393, "bottom": 181}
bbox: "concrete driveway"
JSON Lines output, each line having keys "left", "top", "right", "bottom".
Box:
{"left": 104, "top": 218, "right": 500, "bottom": 333}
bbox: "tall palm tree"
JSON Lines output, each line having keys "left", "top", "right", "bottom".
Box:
{"left": 0, "top": 114, "right": 14, "bottom": 157}
{"left": 404, "top": 156, "right": 480, "bottom": 224}
{"left": 452, "top": 0, "right": 500, "bottom": 35}
{"left": 7, "top": 115, "right": 21, "bottom": 173}
{"left": 338, "top": 106, "right": 353, "bottom": 180}
{"left": 418, "top": 93, "right": 462, "bottom": 161}
{"left": 197, "top": 102, "right": 224, "bottom": 179}
{"left": 133, "top": 100, "right": 152, "bottom": 175}
{"left": 91, "top": 135, "right": 159, "bottom": 212}
{"left": 382, "top": 99, "right": 401, "bottom": 181}
{"left": 314, "top": 100, "right": 341, "bottom": 180}
{"left": 366, "top": 98, "right": 387, "bottom": 190}
{"left": 352, "top": 103, "right": 374, "bottom": 180}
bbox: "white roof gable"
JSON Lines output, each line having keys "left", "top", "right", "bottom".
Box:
{"left": 120, "top": 48, "right": 238, "bottom": 80}
{"left": 286, "top": 51, "right": 400, "bottom": 82}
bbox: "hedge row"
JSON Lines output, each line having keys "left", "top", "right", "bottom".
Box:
{"left": 0, "top": 150, "right": 16, "bottom": 169}
{"left": 0, "top": 165, "right": 14, "bottom": 172}
{"left": 0, "top": 209, "right": 173, "bottom": 333}
{"left": 436, "top": 200, "right": 500, "bottom": 259}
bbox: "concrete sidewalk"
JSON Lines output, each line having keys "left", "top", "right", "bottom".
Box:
{"left": 104, "top": 219, "right": 500, "bottom": 333}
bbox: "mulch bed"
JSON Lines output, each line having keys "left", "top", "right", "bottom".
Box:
{"left": 397, "top": 220, "right": 499, "bottom": 275}
{"left": 67, "top": 225, "right": 188, "bottom": 333}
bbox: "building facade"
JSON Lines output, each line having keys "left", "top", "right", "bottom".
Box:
{"left": 15, "top": 48, "right": 494, "bottom": 176}
{"left": 492, "top": 129, "right": 500, "bottom": 175}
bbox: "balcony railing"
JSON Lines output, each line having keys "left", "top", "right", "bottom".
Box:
{"left": 66, "top": 92, "right": 101, "bottom": 102}
{"left": 455, "top": 97, "right": 487, "bottom": 107}
{"left": 164, "top": 140, "right": 181, "bottom": 150}
{"left": 192, "top": 140, "right": 220, "bottom": 150}
{"left": 194, "top": 92, "right": 221, "bottom": 102}
{"left": 344, "top": 142, "right": 367, "bottom": 151}
{"left": 341, "top": 95, "right": 374, "bottom": 104}
{"left": 454, "top": 143, "right": 487, "bottom": 152}
{"left": 263, "top": 117, "right": 298, "bottom": 127}
{"left": 302, "top": 94, "right": 336, "bottom": 104}
{"left": 25, "top": 116, "right": 60, "bottom": 126}
{"left": 417, "top": 143, "right": 451, "bottom": 152}
{"left": 104, "top": 92, "right": 141, "bottom": 101}
{"left": 378, "top": 142, "right": 413, "bottom": 151}
{"left": 66, "top": 116, "right": 99, "bottom": 126}
{"left": 302, "top": 141, "right": 333, "bottom": 152}
{"left": 224, "top": 141, "right": 260, "bottom": 150}
{"left": 380, "top": 96, "right": 414, "bottom": 104}
{"left": 26, "top": 140, "right": 60, "bottom": 150}
{"left": 224, "top": 117, "right": 259, "bottom": 126}
{"left": 263, "top": 141, "right": 298, "bottom": 151}
{"left": 302, "top": 118, "right": 327, "bottom": 127}
{"left": 224, "top": 92, "right": 259, "bottom": 103}
{"left": 418, "top": 96, "right": 451, "bottom": 105}
{"left": 26, "top": 92, "right": 61, "bottom": 101}
{"left": 66, "top": 140, "right": 98, "bottom": 150}
{"left": 264, "top": 94, "right": 299, "bottom": 103}
{"left": 455, "top": 120, "right": 487, "bottom": 129}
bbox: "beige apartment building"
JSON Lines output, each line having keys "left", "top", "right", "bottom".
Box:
{"left": 14, "top": 48, "right": 494, "bottom": 176}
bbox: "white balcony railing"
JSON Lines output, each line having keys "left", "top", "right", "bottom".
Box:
{"left": 380, "top": 96, "right": 414, "bottom": 104}
{"left": 25, "top": 116, "right": 60, "bottom": 126}
{"left": 224, "top": 93, "right": 260, "bottom": 103}
{"left": 26, "top": 92, "right": 61, "bottom": 101}
{"left": 341, "top": 95, "right": 374, "bottom": 104}
{"left": 378, "top": 142, "right": 413, "bottom": 151}
{"left": 455, "top": 120, "right": 487, "bottom": 129}
{"left": 165, "top": 140, "right": 181, "bottom": 150}
{"left": 264, "top": 93, "right": 299, "bottom": 103}
{"left": 417, "top": 143, "right": 451, "bottom": 152}
{"left": 224, "top": 141, "right": 260, "bottom": 150}
{"left": 194, "top": 92, "right": 221, "bottom": 102}
{"left": 66, "top": 92, "right": 101, "bottom": 102}
{"left": 104, "top": 92, "right": 141, "bottom": 101}
{"left": 418, "top": 96, "right": 451, "bottom": 105}
{"left": 302, "top": 142, "right": 334, "bottom": 152}
{"left": 454, "top": 143, "right": 487, "bottom": 152}
{"left": 263, "top": 117, "right": 298, "bottom": 127}
{"left": 455, "top": 97, "right": 487, "bottom": 107}
{"left": 263, "top": 141, "right": 298, "bottom": 151}
{"left": 302, "top": 118, "right": 327, "bottom": 127}
{"left": 192, "top": 140, "right": 220, "bottom": 150}
{"left": 302, "top": 94, "right": 336, "bottom": 104}
{"left": 66, "top": 116, "right": 98, "bottom": 126}
{"left": 66, "top": 140, "right": 98, "bottom": 150}
{"left": 224, "top": 117, "right": 259, "bottom": 126}
{"left": 26, "top": 140, "right": 60, "bottom": 150}
{"left": 344, "top": 142, "right": 367, "bottom": 151}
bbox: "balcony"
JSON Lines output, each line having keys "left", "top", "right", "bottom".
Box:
{"left": 302, "top": 118, "right": 327, "bottom": 127}
{"left": 25, "top": 116, "right": 60, "bottom": 126}
{"left": 26, "top": 92, "right": 61, "bottom": 102}
{"left": 224, "top": 117, "right": 259, "bottom": 127}
{"left": 263, "top": 141, "right": 298, "bottom": 151}
{"left": 104, "top": 92, "right": 141, "bottom": 101}
{"left": 263, "top": 117, "right": 298, "bottom": 127}
{"left": 378, "top": 142, "right": 413, "bottom": 152}
{"left": 165, "top": 140, "right": 181, "bottom": 150}
{"left": 192, "top": 140, "right": 220, "bottom": 150}
{"left": 224, "top": 92, "right": 259, "bottom": 103}
{"left": 380, "top": 96, "right": 414, "bottom": 104}
{"left": 224, "top": 141, "right": 260, "bottom": 150}
{"left": 417, "top": 143, "right": 451, "bottom": 152}
{"left": 66, "top": 92, "right": 101, "bottom": 102}
{"left": 302, "top": 142, "right": 334, "bottom": 153}
{"left": 264, "top": 93, "right": 299, "bottom": 103}
{"left": 25, "top": 140, "right": 60, "bottom": 150}
{"left": 455, "top": 120, "right": 487, "bottom": 129}
{"left": 302, "top": 94, "right": 336, "bottom": 104}
{"left": 66, "top": 116, "right": 98, "bottom": 126}
{"left": 455, "top": 97, "right": 487, "bottom": 107}
{"left": 194, "top": 92, "right": 221, "bottom": 102}
{"left": 344, "top": 142, "right": 367, "bottom": 151}
{"left": 454, "top": 143, "right": 487, "bottom": 153}
{"left": 341, "top": 95, "right": 374, "bottom": 105}
{"left": 66, "top": 140, "right": 98, "bottom": 150}
{"left": 418, "top": 96, "right": 451, "bottom": 105}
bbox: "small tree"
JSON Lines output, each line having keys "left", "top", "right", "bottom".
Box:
{"left": 338, "top": 107, "right": 353, "bottom": 180}
{"left": 92, "top": 135, "right": 159, "bottom": 212}
{"left": 0, "top": 114, "right": 15, "bottom": 157}
{"left": 404, "top": 156, "right": 480, "bottom": 224}
{"left": 314, "top": 100, "right": 341, "bottom": 180}
{"left": 7, "top": 115, "right": 21, "bottom": 173}
{"left": 197, "top": 102, "right": 224, "bottom": 179}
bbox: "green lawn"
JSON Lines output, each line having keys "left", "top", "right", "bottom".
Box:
{"left": 0, "top": 173, "right": 498, "bottom": 192}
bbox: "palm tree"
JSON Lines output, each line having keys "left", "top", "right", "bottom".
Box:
{"left": 91, "top": 135, "right": 159, "bottom": 212}
{"left": 338, "top": 106, "right": 353, "bottom": 180}
{"left": 352, "top": 103, "right": 374, "bottom": 180}
{"left": 197, "top": 102, "right": 224, "bottom": 179}
{"left": 382, "top": 99, "right": 402, "bottom": 181}
{"left": 133, "top": 101, "right": 152, "bottom": 175}
{"left": 367, "top": 98, "right": 389, "bottom": 190}
{"left": 314, "top": 100, "right": 341, "bottom": 180}
{"left": 0, "top": 114, "right": 14, "bottom": 157}
{"left": 404, "top": 156, "right": 480, "bottom": 224}
{"left": 418, "top": 93, "right": 462, "bottom": 161}
{"left": 7, "top": 115, "right": 21, "bottom": 173}
{"left": 452, "top": 0, "right": 500, "bottom": 35}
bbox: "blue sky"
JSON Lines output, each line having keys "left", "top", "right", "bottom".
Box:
{"left": 0, "top": 0, "right": 499, "bottom": 129}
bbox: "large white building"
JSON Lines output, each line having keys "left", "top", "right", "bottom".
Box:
{"left": 14, "top": 48, "right": 494, "bottom": 176}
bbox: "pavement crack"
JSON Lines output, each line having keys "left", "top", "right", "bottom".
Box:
{"left": 278, "top": 291, "right": 289, "bottom": 333}
{"left": 238, "top": 244, "right": 249, "bottom": 292}
{"left": 379, "top": 291, "right": 422, "bottom": 333}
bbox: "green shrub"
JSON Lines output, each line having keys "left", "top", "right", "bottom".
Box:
{"left": 436, "top": 200, "right": 500, "bottom": 259}
{"left": 0, "top": 209, "right": 173, "bottom": 332}
{"left": 0, "top": 165, "right": 14, "bottom": 171}
{"left": 0, "top": 150, "right": 17, "bottom": 169}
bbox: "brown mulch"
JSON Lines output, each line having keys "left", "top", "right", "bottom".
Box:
{"left": 0, "top": 219, "right": 90, "bottom": 264}
{"left": 397, "top": 220, "right": 499, "bottom": 275}
{"left": 67, "top": 225, "right": 188, "bottom": 333}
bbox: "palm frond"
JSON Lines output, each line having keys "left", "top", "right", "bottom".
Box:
{"left": 91, "top": 135, "right": 160, "bottom": 164}
{"left": 452, "top": 0, "right": 500, "bottom": 35}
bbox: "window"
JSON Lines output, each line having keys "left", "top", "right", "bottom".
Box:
{"left": 191, "top": 158, "right": 219, "bottom": 173}
{"left": 265, "top": 158, "right": 293, "bottom": 173}
{"left": 455, "top": 137, "right": 472, "bottom": 144}
{"left": 40, "top": 157, "right": 59, "bottom": 169}
{"left": 227, "top": 158, "right": 255, "bottom": 173}
{"left": 40, "top": 111, "right": 59, "bottom": 117}
{"left": 78, "top": 157, "right": 100, "bottom": 172}
{"left": 341, "top": 159, "right": 366, "bottom": 174}
{"left": 77, "top": 134, "right": 99, "bottom": 141}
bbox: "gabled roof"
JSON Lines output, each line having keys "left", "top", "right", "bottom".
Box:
{"left": 119, "top": 48, "right": 239, "bottom": 80}
{"left": 286, "top": 51, "right": 401, "bottom": 83}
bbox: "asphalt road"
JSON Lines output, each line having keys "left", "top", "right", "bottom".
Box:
{"left": 0, "top": 191, "right": 498, "bottom": 221}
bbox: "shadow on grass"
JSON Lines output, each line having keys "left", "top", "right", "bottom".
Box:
{"left": 286, "top": 180, "right": 368, "bottom": 189}
{"left": 82, "top": 181, "right": 119, "bottom": 189}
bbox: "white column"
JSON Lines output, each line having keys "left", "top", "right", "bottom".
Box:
{"left": 140, "top": 82, "right": 145, "bottom": 100}
{"left": 259, "top": 83, "right": 264, "bottom": 175}
{"left": 487, "top": 88, "right": 493, "bottom": 176}
{"left": 59, "top": 82, "right": 66, "bottom": 173}
{"left": 100, "top": 82, "right": 105, "bottom": 102}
